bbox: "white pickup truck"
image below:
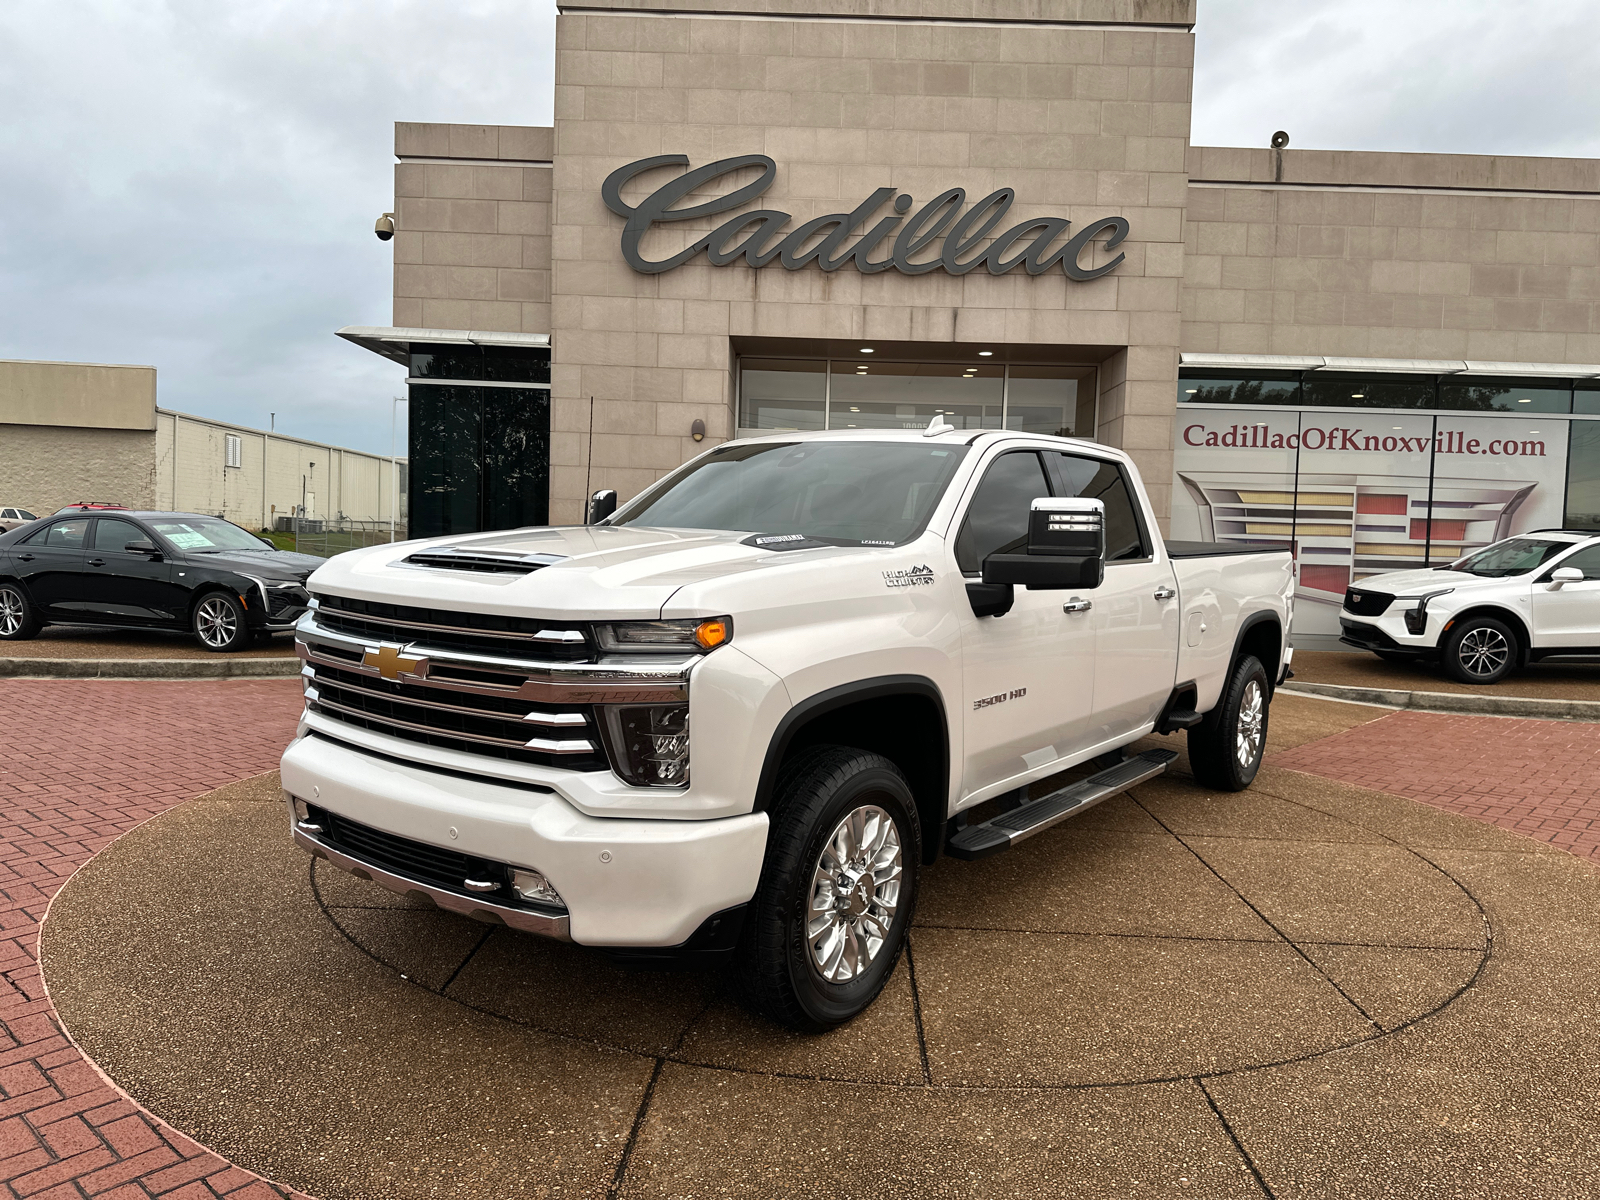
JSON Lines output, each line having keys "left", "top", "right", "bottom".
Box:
{"left": 281, "top": 425, "right": 1294, "bottom": 1028}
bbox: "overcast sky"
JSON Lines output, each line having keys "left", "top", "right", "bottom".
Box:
{"left": 3, "top": 1, "right": 1598, "bottom": 457}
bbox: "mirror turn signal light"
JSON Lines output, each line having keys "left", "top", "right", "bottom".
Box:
{"left": 694, "top": 619, "right": 730, "bottom": 650}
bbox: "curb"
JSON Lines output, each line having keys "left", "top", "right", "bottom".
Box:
{"left": 0, "top": 657, "right": 301, "bottom": 680}
{"left": 1282, "top": 680, "right": 1600, "bottom": 722}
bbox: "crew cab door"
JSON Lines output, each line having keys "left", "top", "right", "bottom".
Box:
{"left": 1045, "top": 451, "right": 1180, "bottom": 744}
{"left": 1531, "top": 544, "right": 1600, "bottom": 648}
{"left": 952, "top": 448, "right": 1098, "bottom": 802}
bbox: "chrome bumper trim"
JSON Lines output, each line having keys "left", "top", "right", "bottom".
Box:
{"left": 289, "top": 809, "right": 572, "bottom": 942}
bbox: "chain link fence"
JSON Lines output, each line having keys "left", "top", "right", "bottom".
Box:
{"left": 272, "top": 516, "right": 406, "bottom": 559}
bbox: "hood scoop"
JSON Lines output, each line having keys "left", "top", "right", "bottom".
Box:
{"left": 401, "top": 547, "right": 567, "bottom": 575}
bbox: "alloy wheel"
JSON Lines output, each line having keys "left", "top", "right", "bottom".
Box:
{"left": 0, "top": 588, "right": 22, "bottom": 637}
{"left": 806, "top": 804, "right": 903, "bottom": 983}
{"left": 1457, "top": 627, "right": 1509, "bottom": 678}
{"left": 196, "top": 597, "right": 238, "bottom": 648}
{"left": 1235, "top": 678, "right": 1264, "bottom": 769}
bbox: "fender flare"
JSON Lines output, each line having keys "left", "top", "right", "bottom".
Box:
{"left": 1228, "top": 609, "right": 1284, "bottom": 689}
{"left": 752, "top": 674, "right": 950, "bottom": 859}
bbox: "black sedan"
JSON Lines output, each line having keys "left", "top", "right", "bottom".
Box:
{"left": 0, "top": 511, "right": 324, "bottom": 652}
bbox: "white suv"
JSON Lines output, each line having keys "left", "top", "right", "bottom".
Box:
{"left": 1340, "top": 530, "right": 1600, "bottom": 683}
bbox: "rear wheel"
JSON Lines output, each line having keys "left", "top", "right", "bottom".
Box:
{"left": 1187, "top": 654, "right": 1270, "bottom": 792}
{"left": 735, "top": 746, "right": 920, "bottom": 1031}
{"left": 0, "top": 583, "right": 41, "bottom": 640}
{"left": 193, "top": 593, "right": 251, "bottom": 652}
{"left": 1441, "top": 616, "right": 1517, "bottom": 685}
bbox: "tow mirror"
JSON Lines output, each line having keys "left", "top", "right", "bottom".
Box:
{"left": 124, "top": 539, "right": 159, "bottom": 557}
{"left": 1549, "top": 566, "right": 1584, "bottom": 588}
{"left": 981, "top": 497, "right": 1105, "bottom": 591}
{"left": 587, "top": 488, "right": 618, "bottom": 525}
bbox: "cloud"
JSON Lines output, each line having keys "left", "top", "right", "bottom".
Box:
{"left": 0, "top": 0, "right": 556, "bottom": 456}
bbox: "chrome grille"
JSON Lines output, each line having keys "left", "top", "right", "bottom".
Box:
{"left": 305, "top": 661, "right": 604, "bottom": 769}
{"left": 312, "top": 593, "right": 591, "bottom": 660}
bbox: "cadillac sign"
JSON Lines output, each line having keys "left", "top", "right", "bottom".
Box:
{"left": 601, "top": 154, "right": 1129, "bottom": 280}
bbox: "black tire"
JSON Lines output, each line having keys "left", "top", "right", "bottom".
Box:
{"left": 735, "top": 746, "right": 921, "bottom": 1032}
{"left": 1187, "top": 654, "right": 1270, "bottom": 792}
{"left": 192, "top": 591, "right": 251, "bottom": 652}
{"left": 1441, "top": 615, "right": 1517, "bottom": 685}
{"left": 0, "top": 582, "right": 42, "bottom": 640}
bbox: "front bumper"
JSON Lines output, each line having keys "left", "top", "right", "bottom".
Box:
{"left": 280, "top": 731, "right": 770, "bottom": 947}
{"left": 1338, "top": 617, "right": 1432, "bottom": 655}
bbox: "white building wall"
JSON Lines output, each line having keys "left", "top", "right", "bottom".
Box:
{"left": 154, "top": 410, "right": 405, "bottom": 530}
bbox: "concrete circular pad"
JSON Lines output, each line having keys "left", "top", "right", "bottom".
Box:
{"left": 39, "top": 698, "right": 1600, "bottom": 1199}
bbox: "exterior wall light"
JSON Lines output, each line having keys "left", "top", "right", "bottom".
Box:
{"left": 978, "top": 351, "right": 993, "bottom": 357}
{"left": 859, "top": 347, "right": 874, "bottom": 353}
{"left": 691, "top": 419, "right": 705, "bottom": 442}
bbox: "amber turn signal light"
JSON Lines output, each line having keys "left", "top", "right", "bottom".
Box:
{"left": 694, "top": 619, "right": 730, "bottom": 649}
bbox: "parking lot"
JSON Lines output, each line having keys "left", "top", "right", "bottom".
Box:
{"left": 0, "top": 677, "right": 1592, "bottom": 1198}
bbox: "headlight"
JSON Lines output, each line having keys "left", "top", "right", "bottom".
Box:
{"left": 594, "top": 617, "right": 731, "bottom": 653}
{"left": 1404, "top": 588, "right": 1454, "bottom": 635}
{"left": 598, "top": 703, "right": 690, "bottom": 787}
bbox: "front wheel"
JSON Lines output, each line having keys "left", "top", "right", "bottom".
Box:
{"left": 1187, "top": 654, "right": 1270, "bottom": 792}
{"left": 735, "top": 746, "right": 920, "bottom": 1031}
{"left": 1441, "top": 616, "right": 1517, "bottom": 685}
{"left": 0, "top": 583, "right": 42, "bottom": 640}
{"left": 193, "top": 593, "right": 251, "bottom": 652}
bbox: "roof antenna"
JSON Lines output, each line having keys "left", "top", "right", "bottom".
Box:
{"left": 923, "top": 412, "right": 955, "bottom": 437}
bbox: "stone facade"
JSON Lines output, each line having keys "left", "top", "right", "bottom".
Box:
{"left": 1182, "top": 146, "right": 1600, "bottom": 363}
{"left": 0, "top": 425, "right": 157, "bottom": 517}
{"left": 546, "top": 0, "right": 1194, "bottom": 524}
{"left": 392, "top": 123, "right": 554, "bottom": 336}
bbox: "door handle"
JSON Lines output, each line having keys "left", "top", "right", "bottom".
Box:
{"left": 17, "top": 554, "right": 33, "bottom": 561}
{"left": 87, "top": 559, "right": 105, "bottom": 567}
{"left": 1154, "top": 586, "right": 1177, "bottom": 601}
{"left": 1063, "top": 598, "right": 1093, "bottom": 614}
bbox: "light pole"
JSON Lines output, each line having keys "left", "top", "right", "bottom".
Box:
{"left": 390, "top": 396, "right": 406, "bottom": 542}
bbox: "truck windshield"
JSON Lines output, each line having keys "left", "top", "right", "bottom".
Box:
{"left": 611, "top": 440, "right": 969, "bottom": 545}
{"left": 1449, "top": 537, "right": 1570, "bottom": 577}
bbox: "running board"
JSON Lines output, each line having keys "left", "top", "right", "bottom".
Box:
{"left": 945, "top": 748, "right": 1178, "bottom": 861}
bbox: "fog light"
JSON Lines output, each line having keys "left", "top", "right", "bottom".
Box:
{"left": 292, "top": 796, "right": 310, "bottom": 821}
{"left": 511, "top": 868, "right": 565, "bottom": 909}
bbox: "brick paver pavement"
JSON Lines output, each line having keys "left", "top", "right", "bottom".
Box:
{"left": 2, "top": 677, "right": 1598, "bottom": 1198}
{"left": 0, "top": 679, "right": 306, "bottom": 1200}
{"left": 1271, "top": 707, "right": 1600, "bottom": 861}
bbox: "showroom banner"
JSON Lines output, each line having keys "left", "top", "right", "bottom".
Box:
{"left": 1172, "top": 408, "right": 1569, "bottom": 637}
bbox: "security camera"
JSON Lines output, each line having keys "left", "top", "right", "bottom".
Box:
{"left": 374, "top": 212, "right": 396, "bottom": 241}
{"left": 1270, "top": 131, "right": 1290, "bottom": 150}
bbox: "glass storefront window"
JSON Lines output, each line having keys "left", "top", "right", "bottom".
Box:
{"left": 829, "top": 361, "right": 1003, "bottom": 431}
{"left": 1178, "top": 376, "right": 1300, "bottom": 406}
{"left": 483, "top": 388, "right": 551, "bottom": 529}
{"left": 409, "top": 385, "right": 483, "bottom": 537}
{"left": 737, "top": 359, "right": 1095, "bottom": 436}
{"left": 1009, "top": 365, "right": 1094, "bottom": 436}
{"left": 1574, "top": 386, "right": 1600, "bottom": 415}
{"left": 1566, "top": 420, "right": 1600, "bottom": 530}
{"left": 409, "top": 343, "right": 484, "bottom": 380}
{"left": 1303, "top": 374, "right": 1435, "bottom": 409}
{"left": 739, "top": 359, "right": 826, "bottom": 431}
{"left": 1438, "top": 377, "right": 1571, "bottom": 414}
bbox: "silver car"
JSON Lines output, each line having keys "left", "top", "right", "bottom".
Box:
{"left": 0, "top": 508, "right": 38, "bottom": 533}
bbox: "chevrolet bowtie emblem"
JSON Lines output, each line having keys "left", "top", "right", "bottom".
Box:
{"left": 363, "top": 642, "right": 428, "bottom": 681}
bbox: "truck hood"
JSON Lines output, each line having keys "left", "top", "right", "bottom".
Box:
{"left": 1350, "top": 567, "right": 1487, "bottom": 598}
{"left": 305, "top": 524, "right": 876, "bottom": 620}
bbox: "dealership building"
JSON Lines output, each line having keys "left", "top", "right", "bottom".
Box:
{"left": 341, "top": 0, "right": 1600, "bottom": 637}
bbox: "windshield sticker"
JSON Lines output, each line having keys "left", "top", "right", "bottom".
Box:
{"left": 884, "top": 564, "right": 935, "bottom": 588}
{"left": 741, "top": 533, "right": 837, "bottom": 552}
{"left": 160, "top": 529, "right": 214, "bottom": 549}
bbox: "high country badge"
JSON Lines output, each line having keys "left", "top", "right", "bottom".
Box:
{"left": 884, "top": 565, "right": 935, "bottom": 589}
